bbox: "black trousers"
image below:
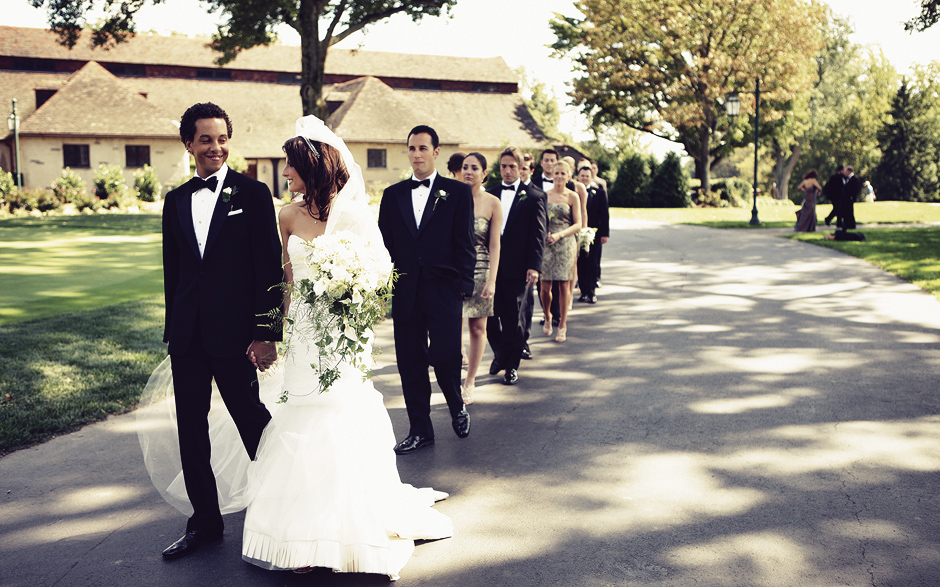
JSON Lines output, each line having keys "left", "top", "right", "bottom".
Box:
{"left": 393, "top": 279, "right": 464, "bottom": 438}
{"left": 487, "top": 280, "right": 527, "bottom": 371}
{"left": 577, "top": 242, "right": 603, "bottom": 297}
{"left": 170, "top": 328, "right": 270, "bottom": 534}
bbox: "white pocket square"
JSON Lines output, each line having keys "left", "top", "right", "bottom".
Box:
{"left": 227, "top": 209, "right": 243, "bottom": 216}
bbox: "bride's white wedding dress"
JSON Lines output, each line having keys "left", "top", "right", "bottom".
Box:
{"left": 240, "top": 234, "right": 452, "bottom": 576}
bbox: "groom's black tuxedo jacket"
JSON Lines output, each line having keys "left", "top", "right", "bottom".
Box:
{"left": 486, "top": 182, "right": 547, "bottom": 288}
{"left": 162, "top": 170, "right": 283, "bottom": 357}
{"left": 378, "top": 174, "right": 475, "bottom": 322}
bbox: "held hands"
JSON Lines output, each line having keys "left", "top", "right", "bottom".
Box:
{"left": 546, "top": 232, "right": 557, "bottom": 246}
{"left": 526, "top": 269, "right": 539, "bottom": 286}
{"left": 481, "top": 280, "right": 496, "bottom": 299}
{"left": 247, "top": 340, "right": 278, "bottom": 372}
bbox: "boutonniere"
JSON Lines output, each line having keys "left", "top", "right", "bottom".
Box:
{"left": 432, "top": 189, "right": 449, "bottom": 211}
{"left": 517, "top": 189, "right": 528, "bottom": 202}
{"left": 221, "top": 186, "right": 238, "bottom": 203}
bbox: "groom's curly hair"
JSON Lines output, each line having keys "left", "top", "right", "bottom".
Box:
{"left": 283, "top": 138, "right": 349, "bottom": 222}
{"left": 179, "top": 102, "right": 233, "bottom": 144}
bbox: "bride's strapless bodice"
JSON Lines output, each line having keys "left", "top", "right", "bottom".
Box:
{"left": 287, "top": 234, "right": 314, "bottom": 283}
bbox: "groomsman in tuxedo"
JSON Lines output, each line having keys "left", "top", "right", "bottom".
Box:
{"left": 576, "top": 164, "right": 610, "bottom": 303}
{"left": 823, "top": 165, "right": 845, "bottom": 228}
{"left": 378, "top": 125, "right": 475, "bottom": 454}
{"left": 840, "top": 166, "right": 861, "bottom": 231}
{"left": 161, "top": 102, "right": 283, "bottom": 559}
{"left": 517, "top": 152, "right": 542, "bottom": 360}
{"left": 486, "top": 147, "right": 547, "bottom": 385}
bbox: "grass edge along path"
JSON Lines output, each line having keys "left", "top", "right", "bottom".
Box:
{"left": 789, "top": 227, "right": 940, "bottom": 300}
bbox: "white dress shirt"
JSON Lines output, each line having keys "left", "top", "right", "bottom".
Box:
{"left": 411, "top": 170, "right": 437, "bottom": 228}
{"left": 191, "top": 164, "right": 228, "bottom": 258}
{"left": 499, "top": 179, "right": 520, "bottom": 234}
{"left": 541, "top": 175, "right": 554, "bottom": 190}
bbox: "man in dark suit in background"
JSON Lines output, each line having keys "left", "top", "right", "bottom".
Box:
{"left": 518, "top": 152, "right": 543, "bottom": 359}
{"left": 486, "top": 147, "right": 547, "bottom": 385}
{"left": 576, "top": 164, "right": 610, "bottom": 304}
{"left": 378, "top": 125, "right": 475, "bottom": 454}
{"left": 823, "top": 164, "right": 845, "bottom": 229}
{"left": 840, "top": 166, "right": 861, "bottom": 231}
{"left": 161, "top": 102, "right": 283, "bottom": 559}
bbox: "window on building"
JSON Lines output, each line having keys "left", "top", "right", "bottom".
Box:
{"left": 413, "top": 80, "right": 442, "bottom": 91}
{"left": 125, "top": 145, "right": 151, "bottom": 167}
{"left": 472, "top": 83, "right": 499, "bottom": 93}
{"left": 105, "top": 63, "right": 146, "bottom": 77}
{"left": 63, "top": 144, "right": 90, "bottom": 168}
{"left": 196, "top": 69, "right": 233, "bottom": 80}
{"left": 35, "top": 89, "right": 57, "bottom": 108}
{"left": 367, "top": 149, "right": 387, "bottom": 169}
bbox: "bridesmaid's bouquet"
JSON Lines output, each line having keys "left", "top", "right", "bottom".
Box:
{"left": 279, "top": 231, "right": 395, "bottom": 400}
{"left": 577, "top": 227, "right": 597, "bottom": 253}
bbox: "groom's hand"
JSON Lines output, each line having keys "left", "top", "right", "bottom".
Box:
{"left": 526, "top": 269, "right": 539, "bottom": 285}
{"left": 247, "top": 340, "right": 277, "bottom": 372}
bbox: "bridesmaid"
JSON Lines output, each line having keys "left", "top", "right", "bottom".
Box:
{"left": 795, "top": 169, "right": 821, "bottom": 232}
{"left": 540, "top": 161, "right": 581, "bottom": 343}
{"left": 460, "top": 152, "right": 501, "bottom": 403}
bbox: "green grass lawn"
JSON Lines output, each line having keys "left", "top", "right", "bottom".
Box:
{"left": 0, "top": 214, "right": 163, "bottom": 326}
{"left": 611, "top": 201, "right": 940, "bottom": 228}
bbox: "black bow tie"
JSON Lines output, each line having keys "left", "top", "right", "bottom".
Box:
{"left": 192, "top": 176, "right": 219, "bottom": 193}
{"left": 502, "top": 185, "right": 516, "bottom": 191}
{"left": 410, "top": 178, "right": 431, "bottom": 189}
{"left": 542, "top": 177, "right": 554, "bottom": 183}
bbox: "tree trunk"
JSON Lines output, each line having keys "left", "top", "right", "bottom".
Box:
{"left": 771, "top": 138, "right": 801, "bottom": 202}
{"left": 698, "top": 124, "right": 712, "bottom": 194}
{"left": 299, "top": 0, "right": 328, "bottom": 119}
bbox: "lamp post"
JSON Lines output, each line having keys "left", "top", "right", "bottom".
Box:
{"left": 7, "top": 99, "right": 21, "bottom": 189}
{"left": 725, "top": 80, "right": 761, "bottom": 226}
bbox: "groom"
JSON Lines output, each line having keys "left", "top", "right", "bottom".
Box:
{"left": 161, "top": 102, "right": 283, "bottom": 558}
{"left": 378, "top": 125, "right": 475, "bottom": 454}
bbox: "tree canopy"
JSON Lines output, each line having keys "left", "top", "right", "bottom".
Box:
{"left": 550, "top": 0, "right": 823, "bottom": 193}
{"left": 32, "top": 0, "right": 458, "bottom": 117}
{"left": 905, "top": 0, "right": 940, "bottom": 32}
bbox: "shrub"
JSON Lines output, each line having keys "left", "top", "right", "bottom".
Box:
{"left": 94, "top": 164, "right": 137, "bottom": 209}
{"left": 609, "top": 153, "right": 652, "bottom": 207}
{"left": 694, "top": 190, "right": 730, "bottom": 208}
{"left": 51, "top": 167, "right": 88, "bottom": 204}
{"left": 0, "top": 169, "right": 15, "bottom": 199}
{"left": 648, "top": 152, "right": 691, "bottom": 208}
{"left": 134, "top": 164, "right": 162, "bottom": 202}
{"left": 33, "top": 189, "right": 63, "bottom": 213}
{"left": 710, "top": 177, "right": 751, "bottom": 207}
{"left": 73, "top": 190, "right": 100, "bottom": 212}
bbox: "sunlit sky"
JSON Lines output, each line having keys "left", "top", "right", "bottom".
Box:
{"left": 8, "top": 0, "right": 940, "bottom": 154}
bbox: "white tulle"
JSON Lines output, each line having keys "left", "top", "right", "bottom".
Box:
{"left": 138, "top": 116, "right": 452, "bottom": 579}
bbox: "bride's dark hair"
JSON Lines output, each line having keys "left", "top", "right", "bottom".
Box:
{"left": 283, "top": 137, "right": 349, "bottom": 222}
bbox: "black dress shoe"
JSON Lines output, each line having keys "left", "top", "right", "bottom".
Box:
{"left": 503, "top": 369, "right": 519, "bottom": 385}
{"left": 162, "top": 530, "right": 222, "bottom": 559}
{"left": 393, "top": 435, "right": 434, "bottom": 455}
{"left": 521, "top": 346, "right": 532, "bottom": 360}
{"left": 578, "top": 294, "right": 587, "bottom": 303}
{"left": 587, "top": 295, "right": 597, "bottom": 304}
{"left": 489, "top": 358, "right": 502, "bottom": 375}
{"left": 452, "top": 407, "right": 470, "bottom": 438}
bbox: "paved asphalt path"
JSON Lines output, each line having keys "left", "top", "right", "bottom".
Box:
{"left": 3, "top": 220, "right": 940, "bottom": 587}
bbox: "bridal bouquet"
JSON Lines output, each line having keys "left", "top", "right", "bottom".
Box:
{"left": 577, "top": 227, "right": 597, "bottom": 253}
{"left": 278, "top": 231, "right": 395, "bottom": 401}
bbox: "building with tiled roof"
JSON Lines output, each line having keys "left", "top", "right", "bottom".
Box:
{"left": 0, "top": 25, "right": 548, "bottom": 194}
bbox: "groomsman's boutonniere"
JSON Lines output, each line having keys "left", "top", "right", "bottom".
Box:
{"left": 433, "top": 189, "right": 449, "bottom": 211}
{"left": 222, "top": 186, "right": 238, "bottom": 203}
{"left": 517, "top": 188, "right": 528, "bottom": 202}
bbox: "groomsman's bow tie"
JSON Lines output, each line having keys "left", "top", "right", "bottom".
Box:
{"left": 410, "top": 178, "right": 431, "bottom": 189}
{"left": 191, "top": 176, "right": 219, "bottom": 192}
{"left": 501, "top": 184, "right": 516, "bottom": 191}
{"left": 542, "top": 177, "right": 554, "bottom": 183}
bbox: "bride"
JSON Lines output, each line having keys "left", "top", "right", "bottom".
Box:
{"left": 138, "top": 116, "right": 452, "bottom": 580}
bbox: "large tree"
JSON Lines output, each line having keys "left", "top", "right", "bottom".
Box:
{"left": 550, "top": 0, "right": 822, "bottom": 193}
{"left": 33, "top": 0, "right": 457, "bottom": 118}
{"left": 872, "top": 72, "right": 940, "bottom": 201}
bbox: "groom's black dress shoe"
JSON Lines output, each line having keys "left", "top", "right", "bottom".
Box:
{"left": 489, "top": 358, "right": 502, "bottom": 375}
{"left": 394, "top": 435, "right": 434, "bottom": 455}
{"left": 162, "top": 530, "right": 222, "bottom": 559}
{"left": 452, "top": 407, "right": 471, "bottom": 438}
{"left": 503, "top": 369, "right": 519, "bottom": 385}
